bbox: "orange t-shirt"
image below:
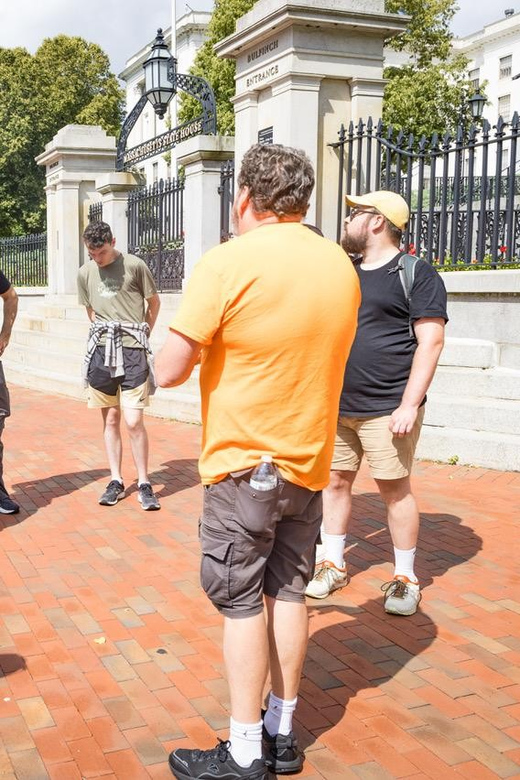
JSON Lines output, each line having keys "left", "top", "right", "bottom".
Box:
{"left": 171, "top": 222, "right": 360, "bottom": 489}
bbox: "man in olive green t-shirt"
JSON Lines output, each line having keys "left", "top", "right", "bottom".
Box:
{"left": 78, "top": 221, "right": 161, "bottom": 510}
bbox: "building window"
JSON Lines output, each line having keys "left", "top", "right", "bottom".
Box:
{"left": 498, "top": 94, "right": 511, "bottom": 122}
{"left": 499, "top": 55, "right": 512, "bottom": 79}
{"left": 152, "top": 162, "right": 159, "bottom": 183}
{"left": 469, "top": 68, "right": 480, "bottom": 90}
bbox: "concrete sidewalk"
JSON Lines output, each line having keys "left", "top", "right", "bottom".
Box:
{"left": 1, "top": 387, "right": 519, "bottom": 779}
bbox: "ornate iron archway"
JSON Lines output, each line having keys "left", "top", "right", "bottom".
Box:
{"left": 116, "top": 29, "right": 216, "bottom": 171}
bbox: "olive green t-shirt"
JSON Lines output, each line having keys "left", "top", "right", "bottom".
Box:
{"left": 77, "top": 253, "right": 157, "bottom": 347}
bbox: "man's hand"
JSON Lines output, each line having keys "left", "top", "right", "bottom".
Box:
{"left": 389, "top": 404, "right": 418, "bottom": 437}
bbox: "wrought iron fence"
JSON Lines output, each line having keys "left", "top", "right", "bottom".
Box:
{"left": 127, "top": 177, "right": 184, "bottom": 291}
{"left": 218, "top": 160, "right": 235, "bottom": 242}
{"left": 331, "top": 113, "right": 520, "bottom": 267}
{"left": 0, "top": 233, "right": 47, "bottom": 286}
{"left": 88, "top": 201, "right": 103, "bottom": 223}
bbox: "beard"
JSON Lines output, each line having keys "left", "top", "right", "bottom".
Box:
{"left": 340, "top": 226, "right": 367, "bottom": 256}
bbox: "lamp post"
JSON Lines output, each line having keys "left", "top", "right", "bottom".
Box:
{"left": 457, "top": 89, "right": 486, "bottom": 202}
{"left": 143, "top": 29, "right": 177, "bottom": 119}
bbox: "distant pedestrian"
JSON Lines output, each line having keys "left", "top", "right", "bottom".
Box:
{"left": 306, "top": 191, "right": 448, "bottom": 615}
{"left": 0, "top": 271, "right": 19, "bottom": 514}
{"left": 156, "top": 143, "right": 360, "bottom": 780}
{"left": 78, "top": 221, "right": 161, "bottom": 510}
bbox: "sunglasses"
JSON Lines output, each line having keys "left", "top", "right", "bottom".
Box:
{"left": 347, "top": 207, "right": 381, "bottom": 220}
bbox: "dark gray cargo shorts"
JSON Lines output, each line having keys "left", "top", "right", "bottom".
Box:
{"left": 199, "top": 470, "right": 322, "bottom": 618}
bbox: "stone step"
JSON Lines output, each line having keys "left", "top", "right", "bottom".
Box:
{"left": 431, "top": 365, "right": 520, "bottom": 401}
{"left": 4, "top": 346, "right": 201, "bottom": 402}
{"left": 439, "top": 337, "right": 497, "bottom": 369}
{"left": 425, "top": 394, "right": 520, "bottom": 436}
{"left": 417, "top": 425, "right": 520, "bottom": 472}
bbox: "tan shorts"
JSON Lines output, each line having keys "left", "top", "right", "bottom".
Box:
{"left": 87, "top": 381, "right": 149, "bottom": 410}
{"left": 332, "top": 407, "right": 425, "bottom": 479}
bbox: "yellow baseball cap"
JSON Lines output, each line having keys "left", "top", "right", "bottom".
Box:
{"left": 345, "top": 190, "right": 410, "bottom": 230}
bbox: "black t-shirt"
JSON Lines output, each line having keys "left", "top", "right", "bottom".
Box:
{"left": 339, "top": 253, "right": 448, "bottom": 417}
{"left": 0, "top": 271, "right": 11, "bottom": 295}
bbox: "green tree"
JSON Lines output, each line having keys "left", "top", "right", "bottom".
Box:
{"left": 383, "top": 0, "right": 474, "bottom": 138}
{"left": 178, "top": 0, "right": 256, "bottom": 134}
{"left": 0, "top": 36, "right": 124, "bottom": 236}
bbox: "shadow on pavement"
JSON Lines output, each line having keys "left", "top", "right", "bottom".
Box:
{"left": 300, "top": 493, "right": 483, "bottom": 748}
{"left": 0, "top": 653, "right": 26, "bottom": 676}
{"left": 149, "top": 457, "right": 200, "bottom": 499}
{"left": 5, "top": 468, "right": 109, "bottom": 524}
{"left": 345, "top": 492, "right": 483, "bottom": 587}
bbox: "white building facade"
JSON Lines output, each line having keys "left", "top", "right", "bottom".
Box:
{"left": 454, "top": 9, "right": 520, "bottom": 125}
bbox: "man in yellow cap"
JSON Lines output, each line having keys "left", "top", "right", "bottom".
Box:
{"left": 306, "top": 190, "right": 448, "bottom": 615}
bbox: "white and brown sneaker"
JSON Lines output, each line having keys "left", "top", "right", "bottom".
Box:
{"left": 305, "top": 561, "right": 348, "bottom": 599}
{"left": 381, "top": 575, "right": 421, "bottom": 616}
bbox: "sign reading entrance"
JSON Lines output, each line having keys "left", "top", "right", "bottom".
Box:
{"left": 258, "top": 126, "right": 274, "bottom": 145}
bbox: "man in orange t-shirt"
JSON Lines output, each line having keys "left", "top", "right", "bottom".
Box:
{"left": 156, "top": 143, "right": 360, "bottom": 780}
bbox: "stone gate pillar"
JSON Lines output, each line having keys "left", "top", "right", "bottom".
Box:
{"left": 36, "top": 125, "right": 138, "bottom": 295}
{"left": 215, "top": 0, "right": 407, "bottom": 238}
{"left": 176, "top": 135, "right": 235, "bottom": 285}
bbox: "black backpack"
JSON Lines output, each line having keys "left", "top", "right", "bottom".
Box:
{"left": 394, "top": 253, "right": 419, "bottom": 340}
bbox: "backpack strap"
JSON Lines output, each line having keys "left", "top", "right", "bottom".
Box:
{"left": 397, "top": 254, "right": 418, "bottom": 340}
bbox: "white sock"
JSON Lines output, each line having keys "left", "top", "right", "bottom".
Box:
{"left": 393, "top": 546, "right": 418, "bottom": 583}
{"left": 229, "top": 717, "right": 263, "bottom": 767}
{"left": 321, "top": 531, "right": 346, "bottom": 570}
{"left": 264, "top": 692, "right": 298, "bottom": 737}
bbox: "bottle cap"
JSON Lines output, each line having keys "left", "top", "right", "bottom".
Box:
{"left": 261, "top": 455, "right": 273, "bottom": 463}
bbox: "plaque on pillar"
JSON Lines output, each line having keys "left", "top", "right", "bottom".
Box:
{"left": 258, "top": 127, "right": 273, "bottom": 145}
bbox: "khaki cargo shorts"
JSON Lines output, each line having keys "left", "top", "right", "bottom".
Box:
{"left": 199, "top": 470, "right": 322, "bottom": 618}
{"left": 332, "top": 406, "right": 425, "bottom": 479}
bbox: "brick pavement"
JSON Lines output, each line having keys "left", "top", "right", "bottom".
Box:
{"left": 1, "top": 386, "right": 520, "bottom": 779}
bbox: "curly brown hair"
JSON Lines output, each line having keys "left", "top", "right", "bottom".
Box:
{"left": 237, "top": 144, "right": 314, "bottom": 217}
{"left": 82, "top": 221, "right": 113, "bottom": 248}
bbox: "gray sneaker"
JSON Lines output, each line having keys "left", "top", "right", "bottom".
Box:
{"left": 382, "top": 576, "right": 421, "bottom": 616}
{"left": 305, "top": 561, "right": 348, "bottom": 599}
{"left": 137, "top": 483, "right": 160, "bottom": 511}
{"left": 99, "top": 480, "right": 125, "bottom": 506}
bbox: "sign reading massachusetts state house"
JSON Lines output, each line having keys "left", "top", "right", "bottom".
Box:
{"left": 123, "top": 119, "right": 204, "bottom": 167}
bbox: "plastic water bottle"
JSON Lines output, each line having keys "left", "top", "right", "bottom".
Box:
{"left": 250, "top": 455, "right": 278, "bottom": 491}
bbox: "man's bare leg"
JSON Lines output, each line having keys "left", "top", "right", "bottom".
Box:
{"left": 265, "top": 597, "right": 308, "bottom": 701}
{"left": 223, "top": 613, "right": 269, "bottom": 723}
{"left": 376, "top": 475, "right": 420, "bottom": 581}
{"left": 123, "top": 407, "right": 149, "bottom": 486}
{"left": 101, "top": 407, "right": 123, "bottom": 483}
{"left": 306, "top": 470, "right": 357, "bottom": 598}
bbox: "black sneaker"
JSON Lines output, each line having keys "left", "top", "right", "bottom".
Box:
{"left": 262, "top": 727, "right": 304, "bottom": 775}
{"left": 138, "top": 482, "right": 160, "bottom": 511}
{"left": 169, "top": 739, "right": 267, "bottom": 780}
{"left": 99, "top": 480, "right": 125, "bottom": 506}
{"left": 0, "top": 495, "right": 20, "bottom": 514}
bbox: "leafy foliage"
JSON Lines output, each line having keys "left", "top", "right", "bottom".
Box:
{"left": 0, "top": 36, "right": 124, "bottom": 236}
{"left": 178, "top": 0, "right": 256, "bottom": 134}
{"left": 383, "top": 0, "right": 475, "bottom": 138}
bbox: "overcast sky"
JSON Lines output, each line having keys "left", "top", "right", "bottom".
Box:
{"left": 0, "top": 0, "right": 517, "bottom": 77}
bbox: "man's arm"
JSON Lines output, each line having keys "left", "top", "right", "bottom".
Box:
{"left": 85, "top": 306, "right": 96, "bottom": 323}
{"left": 389, "top": 317, "right": 445, "bottom": 437}
{"left": 145, "top": 293, "right": 161, "bottom": 333}
{"left": 155, "top": 329, "right": 202, "bottom": 387}
{"left": 0, "top": 286, "right": 18, "bottom": 356}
